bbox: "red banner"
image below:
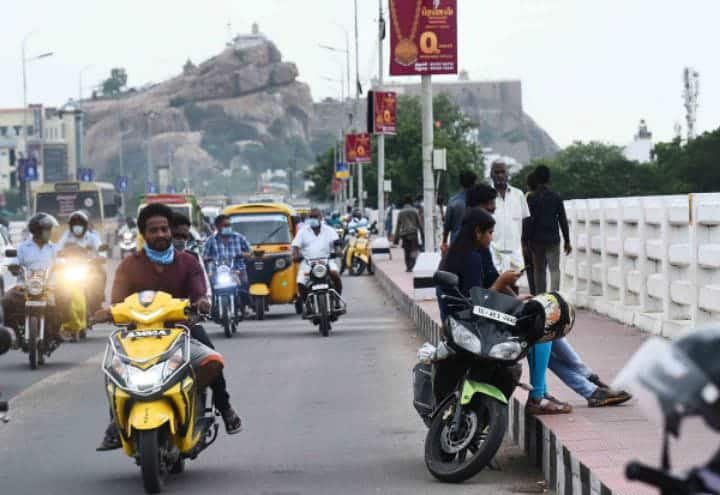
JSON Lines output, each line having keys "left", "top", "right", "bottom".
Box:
{"left": 345, "top": 133, "right": 372, "bottom": 164}
{"left": 373, "top": 91, "right": 398, "bottom": 135}
{"left": 389, "top": 0, "right": 458, "bottom": 76}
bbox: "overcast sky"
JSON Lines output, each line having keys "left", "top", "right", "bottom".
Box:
{"left": 0, "top": 0, "right": 716, "bottom": 148}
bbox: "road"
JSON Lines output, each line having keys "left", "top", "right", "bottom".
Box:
{"left": 0, "top": 274, "right": 548, "bottom": 495}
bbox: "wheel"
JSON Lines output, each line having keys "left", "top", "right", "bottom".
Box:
{"left": 79, "top": 329, "right": 87, "bottom": 339}
{"left": 368, "top": 258, "right": 374, "bottom": 275}
{"left": 424, "top": 395, "right": 507, "bottom": 483}
{"left": 221, "top": 296, "right": 232, "bottom": 338}
{"left": 317, "top": 296, "right": 331, "bottom": 337}
{"left": 28, "top": 316, "right": 39, "bottom": 370}
{"left": 294, "top": 298, "right": 303, "bottom": 315}
{"left": 349, "top": 258, "right": 366, "bottom": 276}
{"left": 254, "top": 297, "right": 265, "bottom": 321}
{"left": 168, "top": 457, "right": 185, "bottom": 475}
{"left": 138, "top": 429, "right": 166, "bottom": 493}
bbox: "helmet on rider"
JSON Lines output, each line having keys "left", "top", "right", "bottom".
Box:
{"left": 352, "top": 209, "right": 362, "bottom": 220}
{"left": 125, "top": 216, "right": 136, "bottom": 229}
{"left": 68, "top": 210, "right": 90, "bottom": 237}
{"left": 28, "top": 212, "right": 59, "bottom": 241}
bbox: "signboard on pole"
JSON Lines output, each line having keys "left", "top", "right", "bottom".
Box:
{"left": 19, "top": 158, "right": 38, "bottom": 182}
{"left": 345, "top": 133, "right": 372, "bottom": 164}
{"left": 78, "top": 168, "right": 94, "bottom": 182}
{"left": 116, "top": 176, "right": 129, "bottom": 193}
{"left": 147, "top": 181, "right": 157, "bottom": 194}
{"left": 368, "top": 91, "right": 398, "bottom": 135}
{"left": 335, "top": 161, "right": 350, "bottom": 180}
{"left": 389, "top": 0, "right": 458, "bottom": 76}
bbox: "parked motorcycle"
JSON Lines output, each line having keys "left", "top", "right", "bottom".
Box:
{"left": 302, "top": 258, "right": 346, "bottom": 337}
{"left": 102, "top": 291, "right": 220, "bottom": 493}
{"left": 119, "top": 230, "right": 137, "bottom": 258}
{"left": 414, "top": 271, "right": 573, "bottom": 483}
{"left": 210, "top": 260, "right": 245, "bottom": 338}
{"left": 343, "top": 226, "right": 374, "bottom": 276}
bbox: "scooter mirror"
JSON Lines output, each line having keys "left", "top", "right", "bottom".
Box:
{"left": 433, "top": 271, "right": 459, "bottom": 289}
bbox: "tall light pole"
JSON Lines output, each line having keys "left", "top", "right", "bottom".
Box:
{"left": 376, "top": 0, "right": 386, "bottom": 236}
{"left": 353, "top": 0, "right": 364, "bottom": 213}
{"left": 21, "top": 32, "right": 54, "bottom": 207}
{"left": 144, "top": 111, "right": 159, "bottom": 188}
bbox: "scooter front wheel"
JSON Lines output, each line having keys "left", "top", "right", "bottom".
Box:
{"left": 138, "top": 429, "right": 166, "bottom": 493}
{"left": 424, "top": 395, "right": 507, "bottom": 483}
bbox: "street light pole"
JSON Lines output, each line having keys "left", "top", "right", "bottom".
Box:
{"left": 377, "top": 0, "right": 386, "bottom": 236}
{"left": 145, "top": 111, "right": 158, "bottom": 188}
{"left": 354, "top": 0, "right": 364, "bottom": 214}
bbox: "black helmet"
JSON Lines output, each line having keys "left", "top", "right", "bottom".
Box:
{"left": 68, "top": 210, "right": 89, "bottom": 226}
{"left": 520, "top": 292, "right": 575, "bottom": 343}
{"left": 28, "top": 212, "right": 59, "bottom": 236}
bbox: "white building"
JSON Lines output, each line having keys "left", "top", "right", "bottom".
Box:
{"left": 623, "top": 119, "right": 653, "bottom": 163}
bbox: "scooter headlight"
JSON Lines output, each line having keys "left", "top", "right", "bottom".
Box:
{"left": 312, "top": 263, "right": 328, "bottom": 279}
{"left": 26, "top": 278, "right": 44, "bottom": 296}
{"left": 488, "top": 341, "right": 524, "bottom": 361}
{"left": 125, "top": 364, "right": 165, "bottom": 393}
{"left": 449, "top": 317, "right": 482, "bottom": 355}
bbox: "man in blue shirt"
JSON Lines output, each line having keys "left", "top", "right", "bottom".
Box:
{"left": 203, "top": 214, "right": 251, "bottom": 311}
{"left": 441, "top": 170, "right": 477, "bottom": 251}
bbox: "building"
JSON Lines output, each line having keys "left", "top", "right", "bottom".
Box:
{"left": 0, "top": 102, "right": 83, "bottom": 191}
{"left": 623, "top": 119, "right": 653, "bottom": 163}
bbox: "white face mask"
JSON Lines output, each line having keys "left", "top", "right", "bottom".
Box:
{"left": 72, "top": 225, "right": 85, "bottom": 236}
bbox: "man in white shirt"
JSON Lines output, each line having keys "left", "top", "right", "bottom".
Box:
{"left": 57, "top": 210, "right": 103, "bottom": 254}
{"left": 490, "top": 160, "right": 529, "bottom": 273}
{"left": 291, "top": 208, "right": 341, "bottom": 296}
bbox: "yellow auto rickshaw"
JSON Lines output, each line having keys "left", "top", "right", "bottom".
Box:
{"left": 223, "top": 203, "right": 301, "bottom": 320}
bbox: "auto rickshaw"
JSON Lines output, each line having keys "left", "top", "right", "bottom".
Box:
{"left": 223, "top": 203, "right": 301, "bottom": 320}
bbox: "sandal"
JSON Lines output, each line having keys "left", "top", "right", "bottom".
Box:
{"left": 526, "top": 397, "right": 573, "bottom": 415}
{"left": 544, "top": 393, "right": 571, "bottom": 408}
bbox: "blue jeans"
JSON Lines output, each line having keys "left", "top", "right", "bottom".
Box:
{"left": 548, "top": 338, "right": 597, "bottom": 399}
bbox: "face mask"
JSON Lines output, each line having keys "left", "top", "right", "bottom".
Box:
{"left": 40, "top": 230, "right": 52, "bottom": 242}
{"left": 144, "top": 243, "right": 175, "bottom": 265}
{"left": 308, "top": 218, "right": 320, "bottom": 229}
{"left": 221, "top": 227, "right": 233, "bottom": 236}
{"left": 72, "top": 225, "right": 85, "bottom": 236}
{"left": 172, "top": 239, "right": 187, "bottom": 252}
{"left": 493, "top": 180, "right": 508, "bottom": 189}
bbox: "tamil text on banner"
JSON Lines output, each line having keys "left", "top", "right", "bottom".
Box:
{"left": 345, "top": 133, "right": 372, "bottom": 164}
{"left": 371, "top": 91, "right": 397, "bottom": 135}
{"left": 335, "top": 161, "right": 350, "bottom": 179}
{"left": 389, "top": 0, "right": 458, "bottom": 76}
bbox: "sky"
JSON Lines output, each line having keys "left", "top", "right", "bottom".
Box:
{"left": 0, "top": 0, "right": 717, "bottom": 148}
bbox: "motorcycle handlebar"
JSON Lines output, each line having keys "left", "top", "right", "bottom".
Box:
{"left": 626, "top": 462, "right": 689, "bottom": 494}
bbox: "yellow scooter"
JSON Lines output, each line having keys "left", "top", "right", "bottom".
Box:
{"left": 343, "top": 227, "right": 374, "bottom": 276}
{"left": 102, "top": 291, "right": 220, "bottom": 493}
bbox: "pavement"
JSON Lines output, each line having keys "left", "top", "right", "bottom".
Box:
{"left": 0, "top": 270, "right": 550, "bottom": 494}
{"left": 373, "top": 249, "right": 720, "bottom": 495}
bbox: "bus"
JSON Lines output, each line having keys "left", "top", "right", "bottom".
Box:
{"left": 34, "top": 181, "right": 123, "bottom": 245}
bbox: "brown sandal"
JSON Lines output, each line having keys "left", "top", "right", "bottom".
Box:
{"left": 544, "top": 393, "right": 571, "bottom": 408}
{"left": 526, "top": 397, "right": 573, "bottom": 415}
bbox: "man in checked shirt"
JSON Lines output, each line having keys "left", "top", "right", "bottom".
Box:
{"left": 203, "top": 214, "right": 252, "bottom": 311}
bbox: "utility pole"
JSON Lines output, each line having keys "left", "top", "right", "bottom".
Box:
{"left": 354, "top": 0, "right": 364, "bottom": 214}
{"left": 377, "top": 0, "right": 386, "bottom": 235}
{"left": 421, "top": 75, "right": 434, "bottom": 252}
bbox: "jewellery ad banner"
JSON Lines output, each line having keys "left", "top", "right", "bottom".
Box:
{"left": 345, "top": 133, "right": 372, "bottom": 164}
{"left": 370, "top": 91, "right": 398, "bottom": 135}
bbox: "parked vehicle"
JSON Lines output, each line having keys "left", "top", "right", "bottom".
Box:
{"left": 415, "top": 271, "right": 574, "bottom": 483}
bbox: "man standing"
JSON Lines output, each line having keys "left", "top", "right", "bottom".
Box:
{"left": 527, "top": 165, "right": 572, "bottom": 293}
{"left": 490, "top": 160, "right": 529, "bottom": 273}
{"left": 393, "top": 195, "right": 424, "bottom": 272}
{"left": 441, "top": 170, "right": 477, "bottom": 251}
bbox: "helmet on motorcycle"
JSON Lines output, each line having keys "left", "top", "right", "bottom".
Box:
{"left": 68, "top": 210, "right": 89, "bottom": 226}
{"left": 520, "top": 292, "right": 575, "bottom": 343}
{"left": 27, "top": 212, "right": 59, "bottom": 237}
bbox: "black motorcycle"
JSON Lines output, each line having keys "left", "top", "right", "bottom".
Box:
{"left": 414, "top": 271, "right": 568, "bottom": 483}
{"left": 302, "top": 258, "right": 346, "bottom": 337}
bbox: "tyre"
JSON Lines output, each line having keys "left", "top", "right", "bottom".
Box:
{"left": 349, "top": 258, "right": 366, "bottom": 276}
{"left": 368, "top": 258, "right": 374, "bottom": 275}
{"left": 79, "top": 329, "right": 87, "bottom": 339}
{"left": 221, "top": 296, "right": 232, "bottom": 338}
{"left": 28, "top": 316, "right": 39, "bottom": 370}
{"left": 294, "top": 298, "right": 303, "bottom": 315}
{"left": 317, "top": 296, "right": 331, "bottom": 337}
{"left": 424, "top": 395, "right": 507, "bottom": 483}
{"left": 138, "top": 429, "right": 166, "bottom": 493}
{"left": 168, "top": 457, "right": 185, "bottom": 475}
{"left": 254, "top": 296, "right": 265, "bottom": 321}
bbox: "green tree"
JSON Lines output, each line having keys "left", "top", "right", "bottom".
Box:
{"left": 102, "top": 68, "right": 128, "bottom": 96}
{"left": 305, "top": 94, "right": 484, "bottom": 204}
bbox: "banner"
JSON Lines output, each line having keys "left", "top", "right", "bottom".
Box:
{"left": 369, "top": 91, "right": 397, "bottom": 135}
{"left": 345, "top": 133, "right": 372, "bottom": 164}
{"left": 335, "top": 161, "right": 350, "bottom": 179}
{"left": 389, "top": 0, "right": 458, "bottom": 76}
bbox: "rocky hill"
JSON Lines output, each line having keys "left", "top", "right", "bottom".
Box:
{"left": 82, "top": 33, "right": 313, "bottom": 189}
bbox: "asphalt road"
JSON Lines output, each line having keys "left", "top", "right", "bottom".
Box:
{"left": 0, "top": 274, "right": 548, "bottom": 495}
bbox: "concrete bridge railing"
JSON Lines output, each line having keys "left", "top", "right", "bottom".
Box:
{"left": 560, "top": 193, "right": 720, "bottom": 337}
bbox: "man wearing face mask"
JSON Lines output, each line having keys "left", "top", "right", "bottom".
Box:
{"left": 96, "top": 203, "right": 242, "bottom": 451}
{"left": 203, "top": 214, "right": 251, "bottom": 310}
{"left": 292, "top": 208, "right": 342, "bottom": 301}
{"left": 490, "top": 160, "right": 529, "bottom": 274}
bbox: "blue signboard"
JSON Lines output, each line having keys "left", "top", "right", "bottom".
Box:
{"left": 78, "top": 168, "right": 94, "bottom": 182}
{"left": 115, "top": 176, "right": 129, "bottom": 193}
{"left": 146, "top": 181, "right": 158, "bottom": 194}
{"left": 167, "top": 185, "right": 177, "bottom": 194}
{"left": 19, "top": 158, "right": 38, "bottom": 182}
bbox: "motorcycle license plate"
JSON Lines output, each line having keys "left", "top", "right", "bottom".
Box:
{"left": 473, "top": 305, "right": 517, "bottom": 326}
{"left": 254, "top": 262, "right": 264, "bottom": 270}
{"left": 312, "top": 284, "right": 329, "bottom": 290}
{"left": 26, "top": 301, "right": 47, "bottom": 307}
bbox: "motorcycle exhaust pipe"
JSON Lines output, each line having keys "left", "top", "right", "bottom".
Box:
{"left": 0, "top": 326, "right": 16, "bottom": 356}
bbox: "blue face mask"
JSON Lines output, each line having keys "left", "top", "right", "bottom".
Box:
{"left": 307, "top": 218, "right": 320, "bottom": 229}
{"left": 144, "top": 243, "right": 175, "bottom": 265}
{"left": 221, "top": 227, "right": 233, "bottom": 236}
